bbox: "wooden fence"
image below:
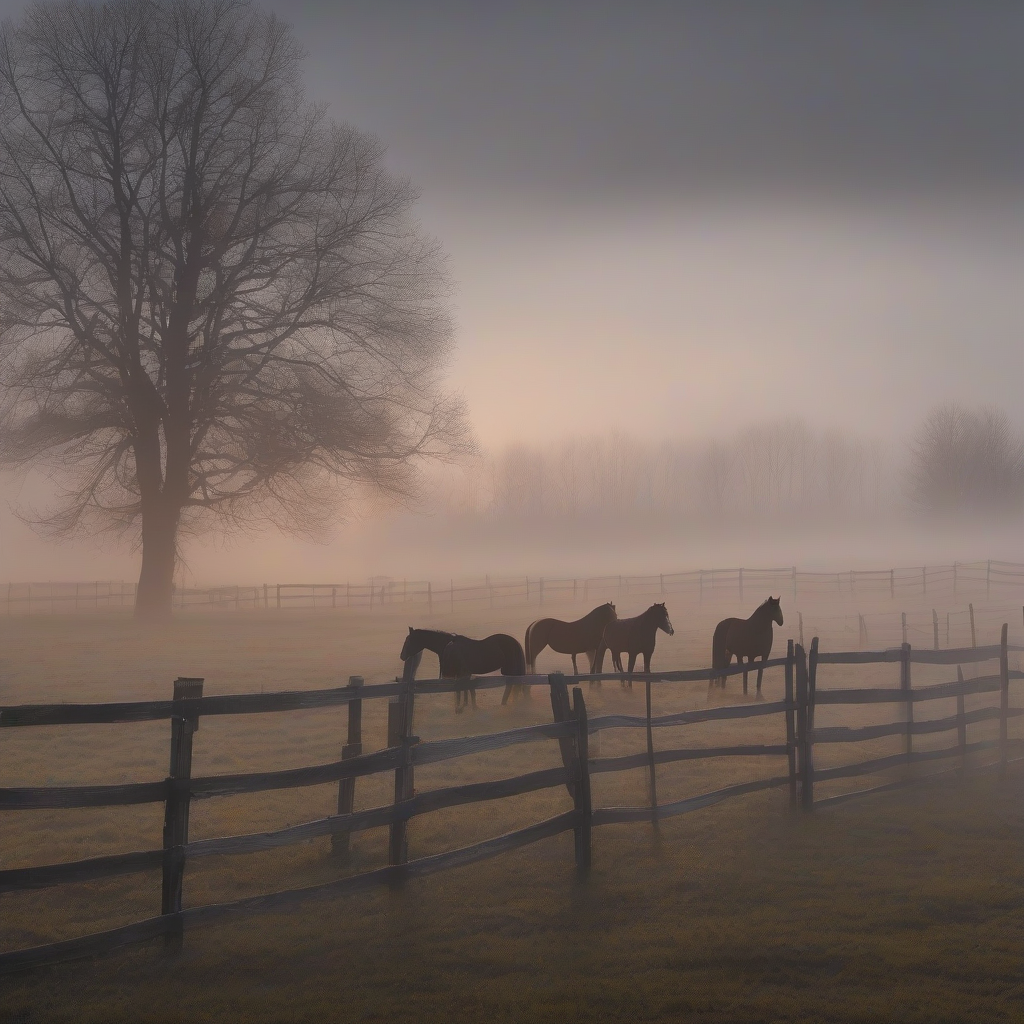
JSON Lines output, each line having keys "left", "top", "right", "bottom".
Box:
{"left": 6, "top": 560, "right": 1024, "bottom": 615}
{"left": 2, "top": 632, "right": 1022, "bottom": 974}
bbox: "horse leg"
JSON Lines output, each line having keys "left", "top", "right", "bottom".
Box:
{"left": 470, "top": 684, "right": 477, "bottom": 710}
{"left": 756, "top": 656, "right": 766, "bottom": 693}
{"left": 501, "top": 680, "right": 514, "bottom": 705}
{"left": 742, "top": 657, "right": 749, "bottom": 696}
{"left": 571, "top": 653, "right": 579, "bottom": 676}
{"left": 627, "top": 652, "right": 637, "bottom": 690}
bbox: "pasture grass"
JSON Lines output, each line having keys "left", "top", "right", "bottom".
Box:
{"left": 1, "top": 607, "right": 1023, "bottom": 1021}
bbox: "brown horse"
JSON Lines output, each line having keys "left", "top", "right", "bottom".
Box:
{"left": 524, "top": 602, "right": 617, "bottom": 675}
{"left": 440, "top": 633, "right": 527, "bottom": 712}
{"left": 710, "top": 596, "right": 783, "bottom": 695}
{"left": 597, "top": 603, "right": 674, "bottom": 688}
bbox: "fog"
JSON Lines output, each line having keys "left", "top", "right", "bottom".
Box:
{"left": 1, "top": 0, "right": 1022, "bottom": 586}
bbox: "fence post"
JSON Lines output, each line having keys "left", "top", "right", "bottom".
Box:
{"left": 332, "top": 676, "right": 364, "bottom": 858}
{"left": 969, "top": 603, "right": 976, "bottom": 648}
{"left": 956, "top": 666, "right": 967, "bottom": 771}
{"left": 798, "top": 611, "right": 804, "bottom": 648}
{"left": 646, "top": 677, "right": 658, "bottom": 822}
{"left": 388, "top": 652, "right": 420, "bottom": 873}
{"left": 796, "top": 644, "right": 813, "bottom": 810}
{"left": 572, "top": 686, "right": 592, "bottom": 877}
{"left": 933, "top": 609, "right": 939, "bottom": 650}
{"left": 999, "top": 623, "right": 1009, "bottom": 776}
{"left": 162, "top": 676, "right": 203, "bottom": 950}
{"left": 785, "top": 639, "right": 797, "bottom": 807}
{"left": 548, "top": 672, "right": 577, "bottom": 800}
{"left": 275, "top": 584, "right": 281, "bottom": 610}
{"left": 900, "top": 642, "right": 913, "bottom": 764}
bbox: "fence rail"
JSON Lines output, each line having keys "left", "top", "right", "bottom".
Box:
{"left": 1, "top": 627, "right": 1020, "bottom": 974}
{"left": 6, "top": 559, "right": 1024, "bottom": 616}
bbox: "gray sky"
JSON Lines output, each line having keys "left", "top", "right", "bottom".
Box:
{"left": 253, "top": 0, "right": 1024, "bottom": 445}
{"left": 1, "top": 0, "right": 1023, "bottom": 581}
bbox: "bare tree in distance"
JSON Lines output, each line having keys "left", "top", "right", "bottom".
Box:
{"left": 910, "top": 402, "right": 1024, "bottom": 517}
{"left": 0, "top": 0, "right": 468, "bottom": 618}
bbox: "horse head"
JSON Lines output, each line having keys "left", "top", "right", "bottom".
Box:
{"left": 400, "top": 626, "right": 419, "bottom": 662}
{"left": 653, "top": 602, "right": 674, "bottom": 635}
{"left": 767, "top": 596, "right": 784, "bottom": 627}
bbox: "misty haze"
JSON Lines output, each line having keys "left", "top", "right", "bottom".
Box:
{"left": 1, "top": 3, "right": 1022, "bottom": 1023}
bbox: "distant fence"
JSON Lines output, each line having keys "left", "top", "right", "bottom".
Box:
{"left": 5, "top": 560, "right": 1024, "bottom": 616}
{"left": 2, "top": 628, "right": 1021, "bottom": 974}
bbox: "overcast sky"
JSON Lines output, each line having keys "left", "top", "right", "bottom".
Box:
{"left": 1, "top": 0, "right": 1023, "bottom": 580}
{"left": 249, "top": 1, "right": 1024, "bottom": 446}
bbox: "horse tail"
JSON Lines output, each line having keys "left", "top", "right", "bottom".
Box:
{"left": 524, "top": 620, "right": 540, "bottom": 674}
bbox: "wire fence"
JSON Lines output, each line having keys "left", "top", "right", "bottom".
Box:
{"left": 4, "top": 561, "right": 1024, "bottom": 619}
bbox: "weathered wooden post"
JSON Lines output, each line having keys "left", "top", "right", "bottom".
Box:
{"left": 999, "top": 623, "right": 1009, "bottom": 777}
{"left": 798, "top": 611, "right": 804, "bottom": 648}
{"left": 955, "top": 665, "right": 967, "bottom": 771}
{"left": 548, "top": 672, "right": 577, "bottom": 801}
{"left": 162, "top": 676, "right": 203, "bottom": 950}
{"left": 645, "top": 676, "right": 658, "bottom": 821}
{"left": 332, "top": 676, "right": 364, "bottom": 858}
{"left": 572, "top": 687, "right": 592, "bottom": 877}
{"left": 785, "top": 639, "right": 797, "bottom": 807}
{"left": 388, "top": 652, "right": 420, "bottom": 873}
{"left": 969, "top": 603, "right": 976, "bottom": 648}
{"left": 933, "top": 609, "right": 939, "bottom": 650}
{"left": 796, "top": 644, "right": 813, "bottom": 810}
{"left": 900, "top": 642, "right": 913, "bottom": 765}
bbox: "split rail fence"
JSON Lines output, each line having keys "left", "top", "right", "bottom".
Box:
{"left": 1, "top": 630, "right": 1022, "bottom": 974}
{"left": 5, "top": 560, "right": 1024, "bottom": 615}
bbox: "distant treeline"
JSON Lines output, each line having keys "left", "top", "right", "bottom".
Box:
{"left": 423, "top": 405, "right": 1024, "bottom": 526}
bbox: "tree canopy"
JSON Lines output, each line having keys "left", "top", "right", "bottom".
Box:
{"left": 0, "top": 0, "right": 468, "bottom": 616}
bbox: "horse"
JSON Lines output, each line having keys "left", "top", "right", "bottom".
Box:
{"left": 710, "top": 596, "right": 784, "bottom": 695}
{"left": 596, "top": 603, "right": 674, "bottom": 688}
{"left": 439, "top": 633, "right": 527, "bottom": 712}
{"left": 524, "top": 602, "right": 617, "bottom": 676}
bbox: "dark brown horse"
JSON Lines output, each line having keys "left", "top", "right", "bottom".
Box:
{"left": 710, "top": 596, "right": 783, "bottom": 695}
{"left": 597, "top": 603, "right": 674, "bottom": 687}
{"left": 440, "top": 633, "right": 527, "bottom": 712}
{"left": 524, "top": 602, "right": 617, "bottom": 674}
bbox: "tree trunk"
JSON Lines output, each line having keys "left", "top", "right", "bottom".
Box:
{"left": 134, "top": 502, "right": 180, "bottom": 620}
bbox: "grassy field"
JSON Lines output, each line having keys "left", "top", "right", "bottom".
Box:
{"left": 1, "top": 603, "right": 1023, "bottom": 1022}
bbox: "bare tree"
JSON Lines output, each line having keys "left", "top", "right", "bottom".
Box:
{"left": 910, "top": 402, "right": 1024, "bottom": 517}
{"left": 0, "top": 0, "right": 467, "bottom": 617}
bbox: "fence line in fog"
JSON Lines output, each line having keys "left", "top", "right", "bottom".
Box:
{"left": 1, "top": 630, "right": 1022, "bottom": 974}
{"left": 4, "top": 559, "right": 1024, "bottom": 617}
